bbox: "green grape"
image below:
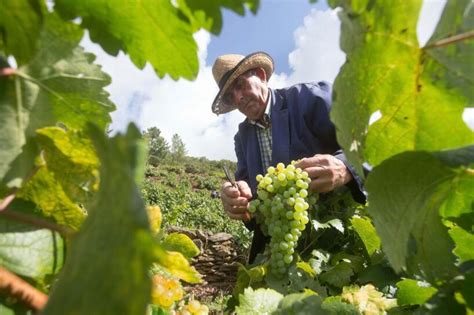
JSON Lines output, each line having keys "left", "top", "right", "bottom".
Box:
{"left": 299, "top": 189, "right": 308, "bottom": 198}
{"left": 294, "top": 202, "right": 304, "bottom": 212}
{"left": 277, "top": 173, "right": 286, "bottom": 181}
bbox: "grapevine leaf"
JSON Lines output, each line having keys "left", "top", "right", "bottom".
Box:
{"left": 312, "top": 218, "right": 344, "bottom": 233}
{"left": 296, "top": 261, "right": 316, "bottom": 278}
{"left": 36, "top": 127, "right": 99, "bottom": 203}
{"left": 162, "top": 232, "right": 200, "bottom": 260}
{"left": 146, "top": 205, "right": 162, "bottom": 235}
{"left": 448, "top": 226, "right": 474, "bottom": 263}
{"left": 273, "top": 291, "right": 325, "bottom": 315}
{"left": 396, "top": 279, "right": 437, "bottom": 306}
{"left": 461, "top": 271, "right": 474, "bottom": 309}
{"left": 321, "top": 296, "right": 359, "bottom": 314}
{"left": 233, "top": 264, "right": 266, "bottom": 298}
{"left": 0, "top": 0, "right": 45, "bottom": 65}
{"left": 424, "top": 0, "right": 474, "bottom": 101}
{"left": 319, "top": 261, "right": 354, "bottom": 288}
{"left": 357, "top": 263, "right": 399, "bottom": 289}
{"left": 0, "top": 218, "right": 64, "bottom": 282}
{"left": 329, "top": 0, "right": 474, "bottom": 175}
{"left": 176, "top": 0, "right": 259, "bottom": 35}
{"left": 0, "top": 13, "right": 114, "bottom": 189}
{"left": 366, "top": 147, "right": 474, "bottom": 280}
{"left": 235, "top": 287, "right": 283, "bottom": 315}
{"left": 43, "top": 125, "right": 155, "bottom": 315}
{"left": 153, "top": 247, "right": 202, "bottom": 284}
{"left": 350, "top": 216, "right": 381, "bottom": 256}
{"left": 16, "top": 166, "right": 86, "bottom": 230}
{"left": 54, "top": 0, "right": 198, "bottom": 80}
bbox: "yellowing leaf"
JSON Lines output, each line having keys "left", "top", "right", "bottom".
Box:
{"left": 153, "top": 245, "right": 202, "bottom": 284}
{"left": 146, "top": 205, "right": 162, "bottom": 235}
{"left": 162, "top": 232, "right": 200, "bottom": 259}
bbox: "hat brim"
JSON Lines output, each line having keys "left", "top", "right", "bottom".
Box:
{"left": 211, "top": 52, "right": 274, "bottom": 115}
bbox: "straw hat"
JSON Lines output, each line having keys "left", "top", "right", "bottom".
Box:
{"left": 211, "top": 52, "right": 274, "bottom": 115}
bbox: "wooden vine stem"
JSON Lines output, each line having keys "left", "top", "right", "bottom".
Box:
{"left": 0, "top": 267, "right": 48, "bottom": 311}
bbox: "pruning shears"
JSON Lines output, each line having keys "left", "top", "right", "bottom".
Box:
{"left": 223, "top": 165, "right": 237, "bottom": 188}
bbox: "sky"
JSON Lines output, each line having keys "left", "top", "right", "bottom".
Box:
{"left": 82, "top": 0, "right": 473, "bottom": 161}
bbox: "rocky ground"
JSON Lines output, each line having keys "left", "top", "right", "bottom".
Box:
{"left": 167, "top": 227, "right": 249, "bottom": 300}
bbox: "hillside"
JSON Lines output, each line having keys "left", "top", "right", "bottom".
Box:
{"left": 141, "top": 156, "right": 251, "bottom": 249}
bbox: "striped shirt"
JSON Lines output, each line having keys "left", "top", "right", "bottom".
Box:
{"left": 249, "top": 92, "right": 273, "bottom": 172}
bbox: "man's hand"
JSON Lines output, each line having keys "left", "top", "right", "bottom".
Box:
{"left": 295, "top": 154, "right": 352, "bottom": 193}
{"left": 220, "top": 180, "right": 253, "bottom": 221}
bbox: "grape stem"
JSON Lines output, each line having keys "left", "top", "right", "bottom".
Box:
{"left": 0, "top": 266, "right": 48, "bottom": 311}
{"left": 0, "top": 209, "right": 75, "bottom": 238}
{"left": 424, "top": 30, "right": 474, "bottom": 49}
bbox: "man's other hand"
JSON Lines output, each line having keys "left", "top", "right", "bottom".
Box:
{"left": 220, "top": 180, "right": 252, "bottom": 221}
{"left": 296, "top": 154, "right": 352, "bottom": 193}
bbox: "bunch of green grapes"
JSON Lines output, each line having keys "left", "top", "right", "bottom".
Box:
{"left": 249, "top": 162, "right": 317, "bottom": 275}
{"left": 151, "top": 273, "right": 184, "bottom": 309}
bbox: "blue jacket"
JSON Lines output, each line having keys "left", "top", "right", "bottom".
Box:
{"left": 233, "top": 81, "right": 366, "bottom": 261}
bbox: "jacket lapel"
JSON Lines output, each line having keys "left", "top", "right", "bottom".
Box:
{"left": 270, "top": 89, "right": 290, "bottom": 165}
{"left": 240, "top": 120, "right": 262, "bottom": 189}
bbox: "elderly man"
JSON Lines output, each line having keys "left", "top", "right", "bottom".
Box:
{"left": 212, "top": 52, "right": 365, "bottom": 262}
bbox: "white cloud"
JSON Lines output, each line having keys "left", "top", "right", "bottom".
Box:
{"left": 417, "top": 0, "right": 446, "bottom": 46}
{"left": 82, "top": 30, "right": 246, "bottom": 161}
{"left": 285, "top": 8, "right": 344, "bottom": 85}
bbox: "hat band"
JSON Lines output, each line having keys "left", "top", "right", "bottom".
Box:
{"left": 218, "top": 69, "right": 233, "bottom": 90}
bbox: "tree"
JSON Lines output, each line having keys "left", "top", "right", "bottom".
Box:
{"left": 170, "top": 134, "right": 187, "bottom": 161}
{"left": 143, "top": 127, "right": 169, "bottom": 165}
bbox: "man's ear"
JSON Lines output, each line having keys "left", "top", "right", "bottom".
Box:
{"left": 255, "top": 67, "right": 267, "bottom": 82}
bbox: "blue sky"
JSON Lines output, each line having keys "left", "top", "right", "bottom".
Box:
{"left": 82, "top": 0, "right": 472, "bottom": 161}
{"left": 207, "top": 0, "right": 324, "bottom": 74}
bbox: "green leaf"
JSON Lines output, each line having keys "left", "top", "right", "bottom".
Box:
{"left": 297, "top": 261, "right": 316, "bottom": 278}
{"left": 233, "top": 263, "right": 266, "bottom": 298}
{"left": 312, "top": 218, "right": 344, "bottom": 233}
{"left": 329, "top": 0, "right": 474, "bottom": 175}
{"left": 36, "top": 127, "right": 99, "bottom": 202}
{"left": 321, "top": 296, "right": 359, "bottom": 314}
{"left": 162, "top": 232, "right": 200, "bottom": 260}
{"left": 16, "top": 166, "right": 86, "bottom": 230}
{"left": 396, "top": 279, "right": 437, "bottom": 306}
{"left": 366, "top": 148, "right": 474, "bottom": 280}
{"left": 319, "top": 261, "right": 354, "bottom": 288}
{"left": 0, "top": 218, "right": 64, "bottom": 282}
{"left": 0, "top": 13, "right": 114, "bottom": 188}
{"left": 235, "top": 287, "right": 283, "bottom": 315}
{"left": 424, "top": 0, "right": 474, "bottom": 101}
{"left": 54, "top": 0, "right": 198, "bottom": 80}
{"left": 43, "top": 125, "right": 156, "bottom": 315}
{"left": 461, "top": 270, "right": 474, "bottom": 309}
{"left": 9, "top": 127, "right": 99, "bottom": 231}
{"left": 350, "top": 216, "right": 381, "bottom": 256}
{"left": 177, "top": 0, "right": 259, "bottom": 35}
{"left": 357, "top": 263, "right": 399, "bottom": 289}
{"left": 0, "top": 0, "right": 45, "bottom": 65}
{"left": 448, "top": 226, "right": 474, "bottom": 263}
{"left": 273, "top": 291, "right": 325, "bottom": 315}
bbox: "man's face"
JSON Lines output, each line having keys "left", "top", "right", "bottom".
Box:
{"left": 224, "top": 68, "right": 268, "bottom": 120}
